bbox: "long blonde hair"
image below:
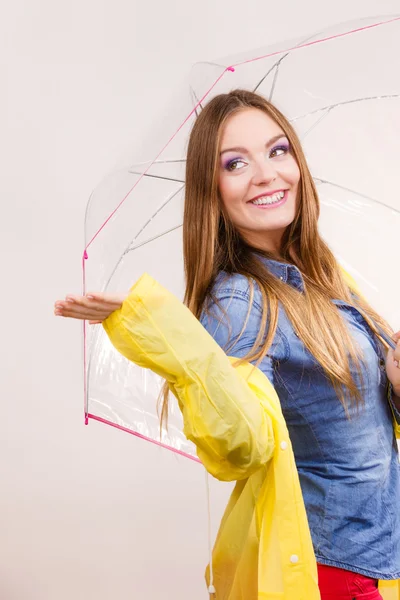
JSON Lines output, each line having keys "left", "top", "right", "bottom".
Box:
{"left": 160, "top": 89, "right": 392, "bottom": 427}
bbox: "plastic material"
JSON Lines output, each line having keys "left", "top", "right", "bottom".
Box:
{"left": 83, "top": 15, "right": 400, "bottom": 462}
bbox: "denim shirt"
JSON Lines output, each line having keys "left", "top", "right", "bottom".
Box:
{"left": 200, "top": 258, "right": 400, "bottom": 579}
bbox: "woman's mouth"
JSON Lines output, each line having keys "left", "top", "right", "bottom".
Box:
{"left": 248, "top": 190, "right": 288, "bottom": 209}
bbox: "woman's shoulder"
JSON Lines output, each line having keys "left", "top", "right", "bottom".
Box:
{"left": 200, "top": 272, "right": 263, "bottom": 350}
{"left": 200, "top": 271, "right": 264, "bottom": 336}
{"left": 209, "top": 271, "right": 262, "bottom": 305}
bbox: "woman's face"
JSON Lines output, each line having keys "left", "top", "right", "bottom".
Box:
{"left": 218, "top": 108, "right": 301, "bottom": 254}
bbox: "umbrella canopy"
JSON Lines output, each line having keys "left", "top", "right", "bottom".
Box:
{"left": 83, "top": 15, "right": 400, "bottom": 459}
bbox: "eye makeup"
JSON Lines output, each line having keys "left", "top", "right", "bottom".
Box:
{"left": 223, "top": 157, "right": 245, "bottom": 171}
{"left": 221, "top": 136, "right": 291, "bottom": 171}
{"left": 270, "top": 140, "right": 290, "bottom": 157}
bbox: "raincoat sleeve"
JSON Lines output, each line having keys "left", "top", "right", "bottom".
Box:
{"left": 102, "top": 273, "right": 275, "bottom": 481}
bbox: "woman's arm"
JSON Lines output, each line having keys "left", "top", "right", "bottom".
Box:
{"left": 200, "top": 281, "right": 275, "bottom": 384}
{"left": 102, "top": 273, "right": 276, "bottom": 481}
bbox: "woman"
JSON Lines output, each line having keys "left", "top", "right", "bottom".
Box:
{"left": 55, "top": 90, "right": 400, "bottom": 600}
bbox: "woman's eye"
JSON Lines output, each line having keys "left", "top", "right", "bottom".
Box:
{"left": 225, "top": 159, "right": 246, "bottom": 172}
{"left": 270, "top": 144, "right": 289, "bottom": 158}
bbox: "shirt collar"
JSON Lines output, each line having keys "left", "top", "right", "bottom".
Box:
{"left": 260, "top": 257, "right": 306, "bottom": 292}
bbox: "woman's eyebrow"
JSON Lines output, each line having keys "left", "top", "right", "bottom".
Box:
{"left": 220, "top": 133, "right": 287, "bottom": 156}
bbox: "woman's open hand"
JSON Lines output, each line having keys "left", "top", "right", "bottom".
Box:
{"left": 386, "top": 331, "right": 400, "bottom": 397}
{"left": 54, "top": 292, "right": 127, "bottom": 325}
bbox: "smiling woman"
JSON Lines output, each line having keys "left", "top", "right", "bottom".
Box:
{"left": 157, "top": 89, "right": 400, "bottom": 599}
{"left": 55, "top": 88, "right": 400, "bottom": 600}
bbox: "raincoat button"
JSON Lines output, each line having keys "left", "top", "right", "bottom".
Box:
{"left": 280, "top": 441, "right": 288, "bottom": 450}
{"left": 290, "top": 554, "right": 299, "bottom": 564}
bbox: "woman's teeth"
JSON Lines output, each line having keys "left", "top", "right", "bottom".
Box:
{"left": 251, "top": 190, "right": 285, "bottom": 205}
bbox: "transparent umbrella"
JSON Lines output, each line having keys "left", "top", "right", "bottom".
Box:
{"left": 82, "top": 15, "right": 400, "bottom": 462}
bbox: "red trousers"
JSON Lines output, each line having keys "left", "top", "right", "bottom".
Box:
{"left": 318, "top": 564, "right": 383, "bottom": 599}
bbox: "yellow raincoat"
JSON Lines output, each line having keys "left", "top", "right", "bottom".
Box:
{"left": 103, "top": 272, "right": 399, "bottom": 600}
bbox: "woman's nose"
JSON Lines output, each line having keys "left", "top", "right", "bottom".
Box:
{"left": 252, "top": 159, "right": 277, "bottom": 185}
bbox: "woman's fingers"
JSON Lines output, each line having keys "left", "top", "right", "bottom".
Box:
{"left": 60, "top": 294, "right": 124, "bottom": 312}
{"left": 55, "top": 294, "right": 123, "bottom": 311}
{"left": 54, "top": 292, "right": 126, "bottom": 321}
{"left": 64, "top": 296, "right": 108, "bottom": 310}
{"left": 73, "top": 292, "right": 126, "bottom": 307}
{"left": 85, "top": 292, "right": 127, "bottom": 305}
{"left": 55, "top": 306, "right": 106, "bottom": 320}
{"left": 54, "top": 300, "right": 110, "bottom": 320}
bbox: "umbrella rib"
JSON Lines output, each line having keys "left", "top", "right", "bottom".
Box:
{"left": 314, "top": 177, "right": 400, "bottom": 214}
{"left": 132, "top": 159, "right": 186, "bottom": 165}
{"left": 191, "top": 86, "right": 203, "bottom": 117}
{"left": 268, "top": 65, "right": 280, "bottom": 102}
{"left": 99, "top": 184, "right": 184, "bottom": 294}
{"left": 124, "top": 224, "right": 183, "bottom": 255}
{"left": 85, "top": 189, "right": 184, "bottom": 382}
{"left": 127, "top": 171, "right": 185, "bottom": 184}
{"left": 291, "top": 94, "right": 400, "bottom": 122}
{"left": 132, "top": 184, "right": 185, "bottom": 242}
{"left": 253, "top": 60, "right": 282, "bottom": 95}
{"left": 301, "top": 107, "right": 333, "bottom": 140}
{"left": 130, "top": 158, "right": 186, "bottom": 166}
{"left": 253, "top": 30, "right": 326, "bottom": 98}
